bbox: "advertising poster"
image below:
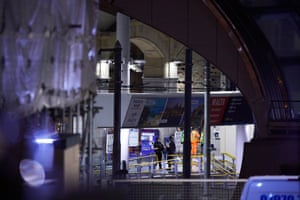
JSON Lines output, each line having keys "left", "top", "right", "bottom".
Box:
{"left": 138, "top": 97, "right": 167, "bottom": 127}
{"left": 159, "top": 97, "right": 184, "bottom": 126}
{"left": 128, "top": 128, "right": 139, "bottom": 147}
{"left": 122, "top": 95, "right": 253, "bottom": 128}
{"left": 106, "top": 133, "right": 114, "bottom": 154}
{"left": 222, "top": 96, "right": 253, "bottom": 124}
{"left": 128, "top": 128, "right": 140, "bottom": 158}
{"left": 210, "top": 97, "right": 230, "bottom": 125}
{"left": 123, "top": 98, "right": 146, "bottom": 127}
{"left": 190, "top": 97, "right": 205, "bottom": 127}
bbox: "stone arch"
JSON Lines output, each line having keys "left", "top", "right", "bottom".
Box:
{"left": 130, "top": 20, "right": 229, "bottom": 91}
{"left": 130, "top": 37, "right": 165, "bottom": 77}
{"left": 100, "top": 0, "right": 268, "bottom": 137}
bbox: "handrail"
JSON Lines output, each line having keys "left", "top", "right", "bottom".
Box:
{"left": 270, "top": 100, "right": 300, "bottom": 121}
{"left": 98, "top": 152, "right": 237, "bottom": 179}
{"left": 221, "top": 152, "right": 236, "bottom": 160}
{"left": 212, "top": 158, "right": 237, "bottom": 178}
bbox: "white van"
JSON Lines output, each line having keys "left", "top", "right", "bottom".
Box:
{"left": 240, "top": 175, "right": 300, "bottom": 200}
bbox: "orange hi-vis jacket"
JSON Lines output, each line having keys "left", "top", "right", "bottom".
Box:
{"left": 191, "top": 129, "right": 200, "bottom": 154}
{"left": 191, "top": 129, "right": 200, "bottom": 144}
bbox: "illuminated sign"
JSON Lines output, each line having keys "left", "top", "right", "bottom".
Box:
{"left": 123, "top": 95, "right": 253, "bottom": 128}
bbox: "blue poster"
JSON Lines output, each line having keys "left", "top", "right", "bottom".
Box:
{"left": 138, "top": 98, "right": 167, "bottom": 127}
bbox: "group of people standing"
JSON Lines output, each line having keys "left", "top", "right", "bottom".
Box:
{"left": 153, "top": 135, "right": 176, "bottom": 170}
{"left": 153, "top": 128, "right": 202, "bottom": 170}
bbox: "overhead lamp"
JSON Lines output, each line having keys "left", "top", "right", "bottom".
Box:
{"left": 133, "top": 59, "right": 146, "bottom": 64}
{"left": 171, "top": 60, "right": 183, "bottom": 64}
{"left": 164, "top": 61, "right": 180, "bottom": 78}
{"left": 96, "top": 60, "right": 112, "bottom": 79}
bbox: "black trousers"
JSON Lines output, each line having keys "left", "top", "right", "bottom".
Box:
{"left": 167, "top": 154, "right": 175, "bottom": 169}
{"left": 155, "top": 152, "right": 163, "bottom": 169}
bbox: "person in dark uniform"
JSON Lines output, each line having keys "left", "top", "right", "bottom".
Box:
{"left": 153, "top": 137, "right": 164, "bottom": 169}
{"left": 166, "top": 135, "right": 176, "bottom": 170}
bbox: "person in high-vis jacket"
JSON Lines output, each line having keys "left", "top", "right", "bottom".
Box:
{"left": 190, "top": 128, "right": 200, "bottom": 155}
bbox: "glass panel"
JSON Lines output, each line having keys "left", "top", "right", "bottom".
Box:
{"left": 255, "top": 13, "right": 300, "bottom": 57}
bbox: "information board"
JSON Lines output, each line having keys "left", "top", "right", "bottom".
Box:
{"left": 123, "top": 95, "right": 253, "bottom": 128}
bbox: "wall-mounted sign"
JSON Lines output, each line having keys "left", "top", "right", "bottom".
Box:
{"left": 128, "top": 128, "right": 139, "bottom": 147}
{"left": 123, "top": 94, "right": 253, "bottom": 128}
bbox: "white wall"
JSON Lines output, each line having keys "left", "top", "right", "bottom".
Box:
{"left": 212, "top": 125, "right": 254, "bottom": 174}
{"left": 218, "top": 125, "right": 237, "bottom": 156}
{"left": 236, "top": 124, "right": 254, "bottom": 172}
{"left": 94, "top": 93, "right": 132, "bottom": 127}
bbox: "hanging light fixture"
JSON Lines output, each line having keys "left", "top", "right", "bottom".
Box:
{"left": 96, "top": 60, "right": 112, "bottom": 79}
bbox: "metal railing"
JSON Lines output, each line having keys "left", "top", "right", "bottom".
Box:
{"left": 211, "top": 152, "right": 237, "bottom": 178}
{"left": 89, "top": 152, "right": 238, "bottom": 187}
{"left": 270, "top": 100, "right": 300, "bottom": 121}
{"left": 113, "top": 153, "right": 237, "bottom": 179}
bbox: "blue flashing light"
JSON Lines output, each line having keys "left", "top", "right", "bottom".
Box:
{"left": 33, "top": 132, "right": 59, "bottom": 144}
{"left": 35, "top": 138, "right": 55, "bottom": 144}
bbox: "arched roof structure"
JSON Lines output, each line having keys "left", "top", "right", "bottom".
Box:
{"left": 100, "top": 0, "right": 300, "bottom": 138}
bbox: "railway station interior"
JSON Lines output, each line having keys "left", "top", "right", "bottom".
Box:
{"left": 0, "top": 0, "right": 299, "bottom": 199}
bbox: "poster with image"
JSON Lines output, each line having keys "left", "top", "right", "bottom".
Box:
{"left": 138, "top": 97, "right": 167, "bottom": 127}
{"left": 159, "top": 97, "right": 184, "bottom": 126}
{"left": 122, "top": 94, "right": 253, "bottom": 128}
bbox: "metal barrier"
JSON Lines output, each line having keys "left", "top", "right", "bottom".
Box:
{"left": 125, "top": 153, "right": 237, "bottom": 179}
{"left": 89, "top": 152, "right": 238, "bottom": 187}
{"left": 270, "top": 100, "right": 300, "bottom": 121}
{"left": 112, "top": 178, "right": 247, "bottom": 200}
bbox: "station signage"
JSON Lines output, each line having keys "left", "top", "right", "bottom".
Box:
{"left": 123, "top": 95, "right": 253, "bottom": 128}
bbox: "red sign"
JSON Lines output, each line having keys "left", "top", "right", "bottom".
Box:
{"left": 210, "top": 97, "right": 230, "bottom": 125}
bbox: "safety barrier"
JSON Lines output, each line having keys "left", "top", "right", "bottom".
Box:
{"left": 112, "top": 178, "right": 247, "bottom": 200}
{"left": 91, "top": 152, "right": 237, "bottom": 184}
{"left": 123, "top": 153, "right": 237, "bottom": 179}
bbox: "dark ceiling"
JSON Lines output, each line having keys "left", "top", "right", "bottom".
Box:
{"left": 237, "top": 0, "right": 300, "bottom": 110}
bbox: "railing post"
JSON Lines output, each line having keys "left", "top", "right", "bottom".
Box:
{"left": 200, "top": 156, "right": 203, "bottom": 173}
{"left": 222, "top": 153, "right": 225, "bottom": 168}
{"left": 232, "top": 158, "right": 236, "bottom": 175}
{"left": 198, "top": 156, "right": 201, "bottom": 174}
{"left": 174, "top": 158, "right": 178, "bottom": 178}
{"left": 150, "top": 155, "right": 154, "bottom": 178}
